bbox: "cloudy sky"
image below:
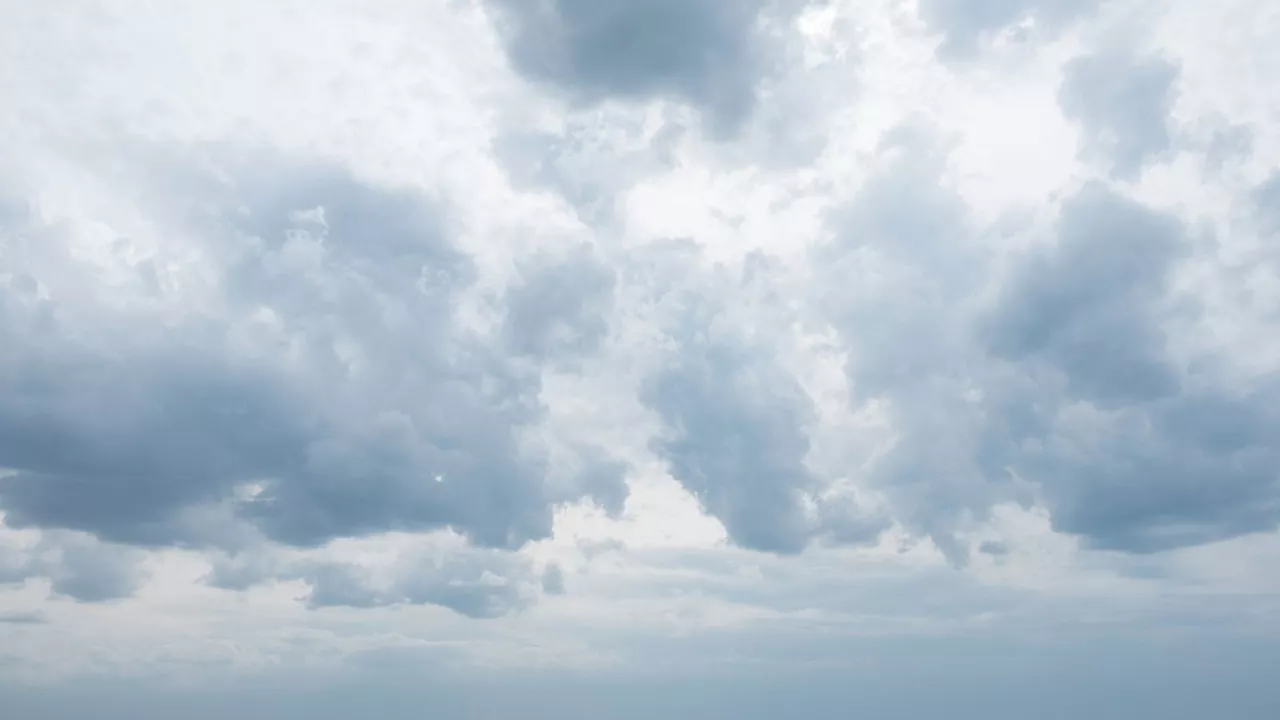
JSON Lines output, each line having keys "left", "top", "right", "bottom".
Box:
{"left": 2, "top": 0, "right": 1279, "bottom": 717}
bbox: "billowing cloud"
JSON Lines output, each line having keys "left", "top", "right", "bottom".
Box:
{"left": 484, "top": 0, "right": 810, "bottom": 133}
{"left": 984, "top": 185, "right": 1280, "bottom": 551}
{"left": 643, "top": 332, "right": 821, "bottom": 554}
{"left": 0, "top": 149, "right": 612, "bottom": 588}
{"left": 1059, "top": 50, "right": 1181, "bottom": 178}
{"left": 0, "top": 528, "right": 144, "bottom": 603}
{"left": 2, "top": 0, "right": 1280, "bottom": 714}
{"left": 502, "top": 243, "right": 615, "bottom": 362}
{"left": 816, "top": 124, "right": 1280, "bottom": 559}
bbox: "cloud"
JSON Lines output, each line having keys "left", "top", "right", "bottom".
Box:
{"left": 502, "top": 243, "right": 615, "bottom": 363}
{"left": 42, "top": 533, "right": 147, "bottom": 602}
{"left": 484, "top": 0, "right": 810, "bottom": 134}
{"left": 2, "top": 0, "right": 1280, "bottom": 711}
{"left": 0, "top": 611, "right": 44, "bottom": 625}
{"left": 0, "top": 147, "right": 606, "bottom": 570}
{"left": 816, "top": 124, "right": 1280, "bottom": 559}
{"left": 918, "top": 0, "right": 1103, "bottom": 58}
{"left": 643, "top": 332, "right": 821, "bottom": 554}
{"left": 1059, "top": 50, "right": 1181, "bottom": 178}
{"left": 565, "top": 450, "right": 630, "bottom": 518}
{"left": 983, "top": 184, "right": 1280, "bottom": 550}
{"left": 541, "top": 562, "right": 566, "bottom": 595}
{"left": 983, "top": 183, "right": 1185, "bottom": 405}
{"left": 1254, "top": 170, "right": 1280, "bottom": 237}
{"left": 817, "top": 125, "right": 996, "bottom": 562}
{"left": 302, "top": 543, "right": 539, "bottom": 619}
{"left": 0, "top": 529, "right": 144, "bottom": 603}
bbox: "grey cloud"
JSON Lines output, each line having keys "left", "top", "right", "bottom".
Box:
{"left": 918, "top": 0, "right": 1102, "bottom": 59}
{"left": 1015, "top": 387, "right": 1280, "bottom": 552}
{"left": 485, "top": 0, "right": 808, "bottom": 134}
{"left": 304, "top": 547, "right": 537, "bottom": 619}
{"left": 1254, "top": 170, "right": 1280, "bottom": 237}
{"left": 820, "top": 127, "right": 998, "bottom": 562}
{"left": 0, "top": 611, "right": 44, "bottom": 625}
{"left": 42, "top": 534, "right": 147, "bottom": 602}
{"left": 205, "top": 548, "right": 287, "bottom": 592}
{"left": 817, "top": 125, "right": 1280, "bottom": 558}
{"left": 541, "top": 562, "right": 566, "bottom": 595}
{"left": 984, "top": 183, "right": 1185, "bottom": 405}
{"left": 567, "top": 450, "right": 629, "bottom": 518}
{"left": 0, "top": 346, "right": 313, "bottom": 547}
{"left": 642, "top": 335, "right": 819, "bottom": 554}
{"left": 495, "top": 119, "right": 683, "bottom": 225}
{"left": 978, "top": 540, "right": 1009, "bottom": 556}
{"left": 987, "top": 186, "right": 1280, "bottom": 551}
{"left": 0, "top": 529, "right": 144, "bottom": 603}
{"left": 305, "top": 564, "right": 388, "bottom": 610}
{"left": 1202, "top": 123, "right": 1253, "bottom": 174}
{"left": 0, "top": 541, "right": 32, "bottom": 585}
{"left": 971, "top": 184, "right": 1275, "bottom": 549}
{"left": 1059, "top": 50, "right": 1180, "bottom": 179}
{"left": 502, "top": 244, "right": 615, "bottom": 363}
{"left": 632, "top": 243, "right": 885, "bottom": 556}
{"left": 0, "top": 148, "right": 585, "bottom": 580}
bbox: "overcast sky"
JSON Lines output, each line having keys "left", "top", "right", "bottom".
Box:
{"left": 2, "top": 1, "right": 1279, "bottom": 718}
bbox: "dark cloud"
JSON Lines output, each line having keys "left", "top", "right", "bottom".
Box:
{"left": 1023, "top": 391, "right": 1280, "bottom": 551}
{"left": 988, "top": 185, "right": 1280, "bottom": 551}
{"left": 918, "top": 0, "right": 1102, "bottom": 59}
{"left": 0, "top": 529, "right": 144, "bottom": 602}
{"left": 0, "top": 149, "right": 608, "bottom": 588}
{"left": 42, "top": 534, "right": 147, "bottom": 602}
{"left": 978, "top": 540, "right": 1009, "bottom": 557}
{"left": 567, "top": 450, "right": 630, "bottom": 518}
{"left": 642, "top": 334, "right": 820, "bottom": 554}
{"left": 984, "top": 183, "right": 1185, "bottom": 405}
{"left": 1059, "top": 50, "right": 1181, "bottom": 178}
{"left": 814, "top": 125, "right": 1280, "bottom": 558}
{"left": 502, "top": 244, "right": 615, "bottom": 363}
{"left": 485, "top": 0, "right": 808, "bottom": 134}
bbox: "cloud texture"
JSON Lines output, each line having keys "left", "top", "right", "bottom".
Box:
{"left": 2, "top": 0, "right": 1279, "bottom": 717}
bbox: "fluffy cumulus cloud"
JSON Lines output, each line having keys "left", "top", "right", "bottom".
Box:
{"left": 2, "top": 0, "right": 1280, "bottom": 717}
{"left": 0, "top": 151, "right": 559, "bottom": 553}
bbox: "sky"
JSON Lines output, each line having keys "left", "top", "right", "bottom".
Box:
{"left": 1, "top": 0, "right": 1279, "bottom": 718}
